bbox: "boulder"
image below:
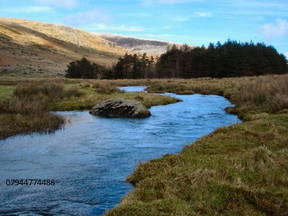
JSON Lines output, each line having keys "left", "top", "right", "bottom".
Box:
{"left": 90, "top": 98, "right": 151, "bottom": 118}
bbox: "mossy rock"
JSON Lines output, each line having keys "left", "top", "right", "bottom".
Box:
{"left": 90, "top": 98, "right": 151, "bottom": 118}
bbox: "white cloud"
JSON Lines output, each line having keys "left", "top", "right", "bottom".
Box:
{"left": 88, "top": 23, "right": 146, "bottom": 32}
{"left": 172, "top": 17, "right": 190, "bottom": 22}
{"left": 142, "top": 0, "right": 202, "bottom": 6}
{"left": 162, "top": 25, "right": 172, "bottom": 30}
{"left": 260, "top": 19, "right": 288, "bottom": 38}
{"left": 230, "top": 0, "right": 286, "bottom": 9}
{"left": 194, "top": 12, "right": 212, "bottom": 17}
{"left": 0, "top": 6, "right": 53, "bottom": 13}
{"left": 63, "top": 10, "right": 110, "bottom": 26}
{"left": 285, "top": 52, "right": 288, "bottom": 59}
{"left": 172, "top": 11, "right": 212, "bottom": 22}
{"left": 223, "top": 0, "right": 288, "bottom": 17}
{"left": 33, "top": 0, "right": 78, "bottom": 8}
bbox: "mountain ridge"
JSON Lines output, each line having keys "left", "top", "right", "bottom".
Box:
{"left": 0, "top": 17, "right": 124, "bottom": 76}
{"left": 97, "top": 33, "right": 182, "bottom": 56}
{"left": 0, "top": 17, "right": 189, "bottom": 76}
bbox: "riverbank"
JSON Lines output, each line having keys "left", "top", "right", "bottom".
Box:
{"left": 104, "top": 74, "right": 288, "bottom": 215}
{"left": 0, "top": 79, "right": 179, "bottom": 139}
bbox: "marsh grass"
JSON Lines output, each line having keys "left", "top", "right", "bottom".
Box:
{"left": 232, "top": 75, "right": 288, "bottom": 113}
{"left": 92, "top": 81, "right": 123, "bottom": 94}
{"left": 0, "top": 113, "right": 64, "bottom": 140}
{"left": 0, "top": 82, "right": 83, "bottom": 139}
{"left": 0, "top": 85, "right": 15, "bottom": 100}
{"left": 14, "top": 82, "right": 84, "bottom": 99}
{"left": 106, "top": 114, "right": 288, "bottom": 216}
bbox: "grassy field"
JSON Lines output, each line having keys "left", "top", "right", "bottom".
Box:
{"left": 0, "top": 85, "right": 15, "bottom": 99}
{"left": 0, "top": 75, "right": 287, "bottom": 215}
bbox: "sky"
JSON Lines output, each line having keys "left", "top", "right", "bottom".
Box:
{"left": 0, "top": 0, "right": 287, "bottom": 57}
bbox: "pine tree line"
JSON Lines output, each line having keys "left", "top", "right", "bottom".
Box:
{"left": 65, "top": 57, "right": 110, "bottom": 79}
{"left": 156, "top": 40, "right": 287, "bottom": 78}
{"left": 65, "top": 40, "right": 288, "bottom": 79}
{"left": 111, "top": 53, "right": 156, "bottom": 79}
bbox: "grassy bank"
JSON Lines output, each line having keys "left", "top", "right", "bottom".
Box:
{"left": 105, "top": 74, "right": 288, "bottom": 216}
{"left": 0, "top": 78, "right": 179, "bottom": 139}
{"left": 0, "top": 81, "right": 81, "bottom": 139}
{"left": 145, "top": 75, "right": 288, "bottom": 120}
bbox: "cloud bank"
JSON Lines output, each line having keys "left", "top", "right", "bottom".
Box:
{"left": 33, "top": 0, "right": 78, "bottom": 8}
{"left": 0, "top": 6, "right": 53, "bottom": 13}
{"left": 63, "top": 10, "right": 110, "bottom": 26}
{"left": 88, "top": 23, "right": 146, "bottom": 32}
{"left": 260, "top": 19, "right": 288, "bottom": 38}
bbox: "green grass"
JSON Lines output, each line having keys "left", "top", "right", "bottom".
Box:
{"left": 106, "top": 113, "right": 288, "bottom": 216}
{"left": 0, "top": 82, "right": 84, "bottom": 139}
{"left": 0, "top": 113, "right": 64, "bottom": 140}
{"left": 50, "top": 91, "right": 180, "bottom": 111}
{"left": 49, "top": 81, "right": 180, "bottom": 111}
{"left": 0, "top": 85, "right": 15, "bottom": 100}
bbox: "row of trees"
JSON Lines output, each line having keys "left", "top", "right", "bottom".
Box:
{"left": 156, "top": 41, "right": 287, "bottom": 78}
{"left": 65, "top": 54, "right": 155, "bottom": 79}
{"left": 65, "top": 57, "right": 109, "bottom": 79}
{"left": 111, "top": 53, "right": 156, "bottom": 79}
{"left": 65, "top": 40, "right": 288, "bottom": 79}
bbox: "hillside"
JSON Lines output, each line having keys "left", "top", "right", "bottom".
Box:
{"left": 98, "top": 34, "right": 178, "bottom": 56}
{"left": 0, "top": 17, "right": 125, "bottom": 76}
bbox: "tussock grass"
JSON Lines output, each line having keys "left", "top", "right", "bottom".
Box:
{"left": 106, "top": 114, "right": 288, "bottom": 216}
{"left": 0, "top": 85, "right": 15, "bottom": 100}
{"left": 0, "top": 96, "right": 48, "bottom": 114}
{"left": 232, "top": 75, "right": 288, "bottom": 113}
{"left": 0, "top": 113, "right": 64, "bottom": 140}
{"left": 92, "top": 81, "right": 123, "bottom": 94}
{"left": 14, "top": 82, "right": 83, "bottom": 99}
{"left": 0, "top": 82, "right": 83, "bottom": 139}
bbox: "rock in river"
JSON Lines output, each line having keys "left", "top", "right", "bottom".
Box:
{"left": 90, "top": 98, "right": 151, "bottom": 118}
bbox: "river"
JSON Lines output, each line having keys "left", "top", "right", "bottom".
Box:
{"left": 0, "top": 86, "right": 240, "bottom": 215}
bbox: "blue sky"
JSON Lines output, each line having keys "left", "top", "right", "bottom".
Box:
{"left": 0, "top": 0, "right": 287, "bottom": 57}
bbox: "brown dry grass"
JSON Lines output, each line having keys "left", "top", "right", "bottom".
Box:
{"left": 0, "top": 17, "right": 125, "bottom": 76}
{"left": 0, "top": 17, "right": 124, "bottom": 56}
{"left": 0, "top": 82, "right": 83, "bottom": 139}
{"left": 231, "top": 75, "right": 288, "bottom": 113}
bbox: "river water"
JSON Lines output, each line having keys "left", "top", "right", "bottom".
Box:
{"left": 0, "top": 86, "right": 240, "bottom": 215}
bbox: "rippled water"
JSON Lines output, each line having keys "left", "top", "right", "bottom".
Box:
{"left": 0, "top": 86, "right": 240, "bottom": 215}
